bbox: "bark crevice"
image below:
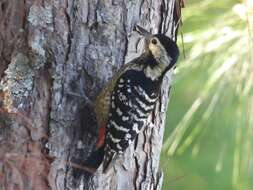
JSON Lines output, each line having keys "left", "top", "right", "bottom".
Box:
{"left": 0, "top": 0, "right": 181, "bottom": 189}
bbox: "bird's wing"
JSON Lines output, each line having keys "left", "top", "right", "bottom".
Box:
{"left": 94, "top": 54, "right": 147, "bottom": 128}
{"left": 102, "top": 69, "right": 157, "bottom": 173}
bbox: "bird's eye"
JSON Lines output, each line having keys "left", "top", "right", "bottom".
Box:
{"left": 151, "top": 39, "right": 157, "bottom": 45}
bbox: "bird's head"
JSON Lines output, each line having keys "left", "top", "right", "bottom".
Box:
{"left": 135, "top": 25, "right": 179, "bottom": 71}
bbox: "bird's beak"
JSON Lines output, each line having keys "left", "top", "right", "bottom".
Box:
{"left": 134, "top": 25, "right": 152, "bottom": 53}
{"left": 134, "top": 25, "right": 151, "bottom": 38}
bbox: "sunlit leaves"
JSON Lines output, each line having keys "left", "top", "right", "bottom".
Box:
{"left": 162, "top": 0, "right": 253, "bottom": 189}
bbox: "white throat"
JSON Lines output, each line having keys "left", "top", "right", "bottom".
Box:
{"left": 144, "top": 55, "right": 172, "bottom": 81}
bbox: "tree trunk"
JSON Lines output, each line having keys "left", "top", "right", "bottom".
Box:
{"left": 0, "top": 0, "right": 181, "bottom": 189}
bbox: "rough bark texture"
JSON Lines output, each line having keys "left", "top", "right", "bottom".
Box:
{"left": 0, "top": 0, "right": 181, "bottom": 189}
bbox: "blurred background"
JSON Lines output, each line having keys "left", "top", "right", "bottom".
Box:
{"left": 161, "top": 0, "right": 253, "bottom": 189}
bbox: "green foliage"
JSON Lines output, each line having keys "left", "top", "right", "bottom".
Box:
{"left": 161, "top": 0, "right": 253, "bottom": 189}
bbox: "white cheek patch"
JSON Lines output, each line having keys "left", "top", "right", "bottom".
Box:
{"left": 145, "top": 39, "right": 174, "bottom": 80}
{"left": 149, "top": 43, "right": 161, "bottom": 58}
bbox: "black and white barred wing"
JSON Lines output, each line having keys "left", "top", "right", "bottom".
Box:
{"left": 102, "top": 70, "right": 158, "bottom": 172}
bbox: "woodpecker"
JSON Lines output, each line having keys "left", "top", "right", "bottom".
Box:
{"left": 88, "top": 26, "right": 179, "bottom": 173}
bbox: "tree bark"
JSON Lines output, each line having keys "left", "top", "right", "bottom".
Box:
{"left": 0, "top": 0, "right": 181, "bottom": 189}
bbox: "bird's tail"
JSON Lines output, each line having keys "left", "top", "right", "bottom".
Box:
{"left": 71, "top": 144, "right": 105, "bottom": 180}
{"left": 84, "top": 126, "right": 117, "bottom": 174}
{"left": 84, "top": 144, "right": 105, "bottom": 171}
{"left": 102, "top": 147, "right": 115, "bottom": 173}
{"left": 83, "top": 126, "right": 106, "bottom": 173}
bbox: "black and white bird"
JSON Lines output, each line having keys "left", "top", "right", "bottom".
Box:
{"left": 87, "top": 25, "right": 179, "bottom": 173}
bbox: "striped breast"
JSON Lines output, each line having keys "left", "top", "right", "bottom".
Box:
{"left": 105, "top": 69, "right": 160, "bottom": 154}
